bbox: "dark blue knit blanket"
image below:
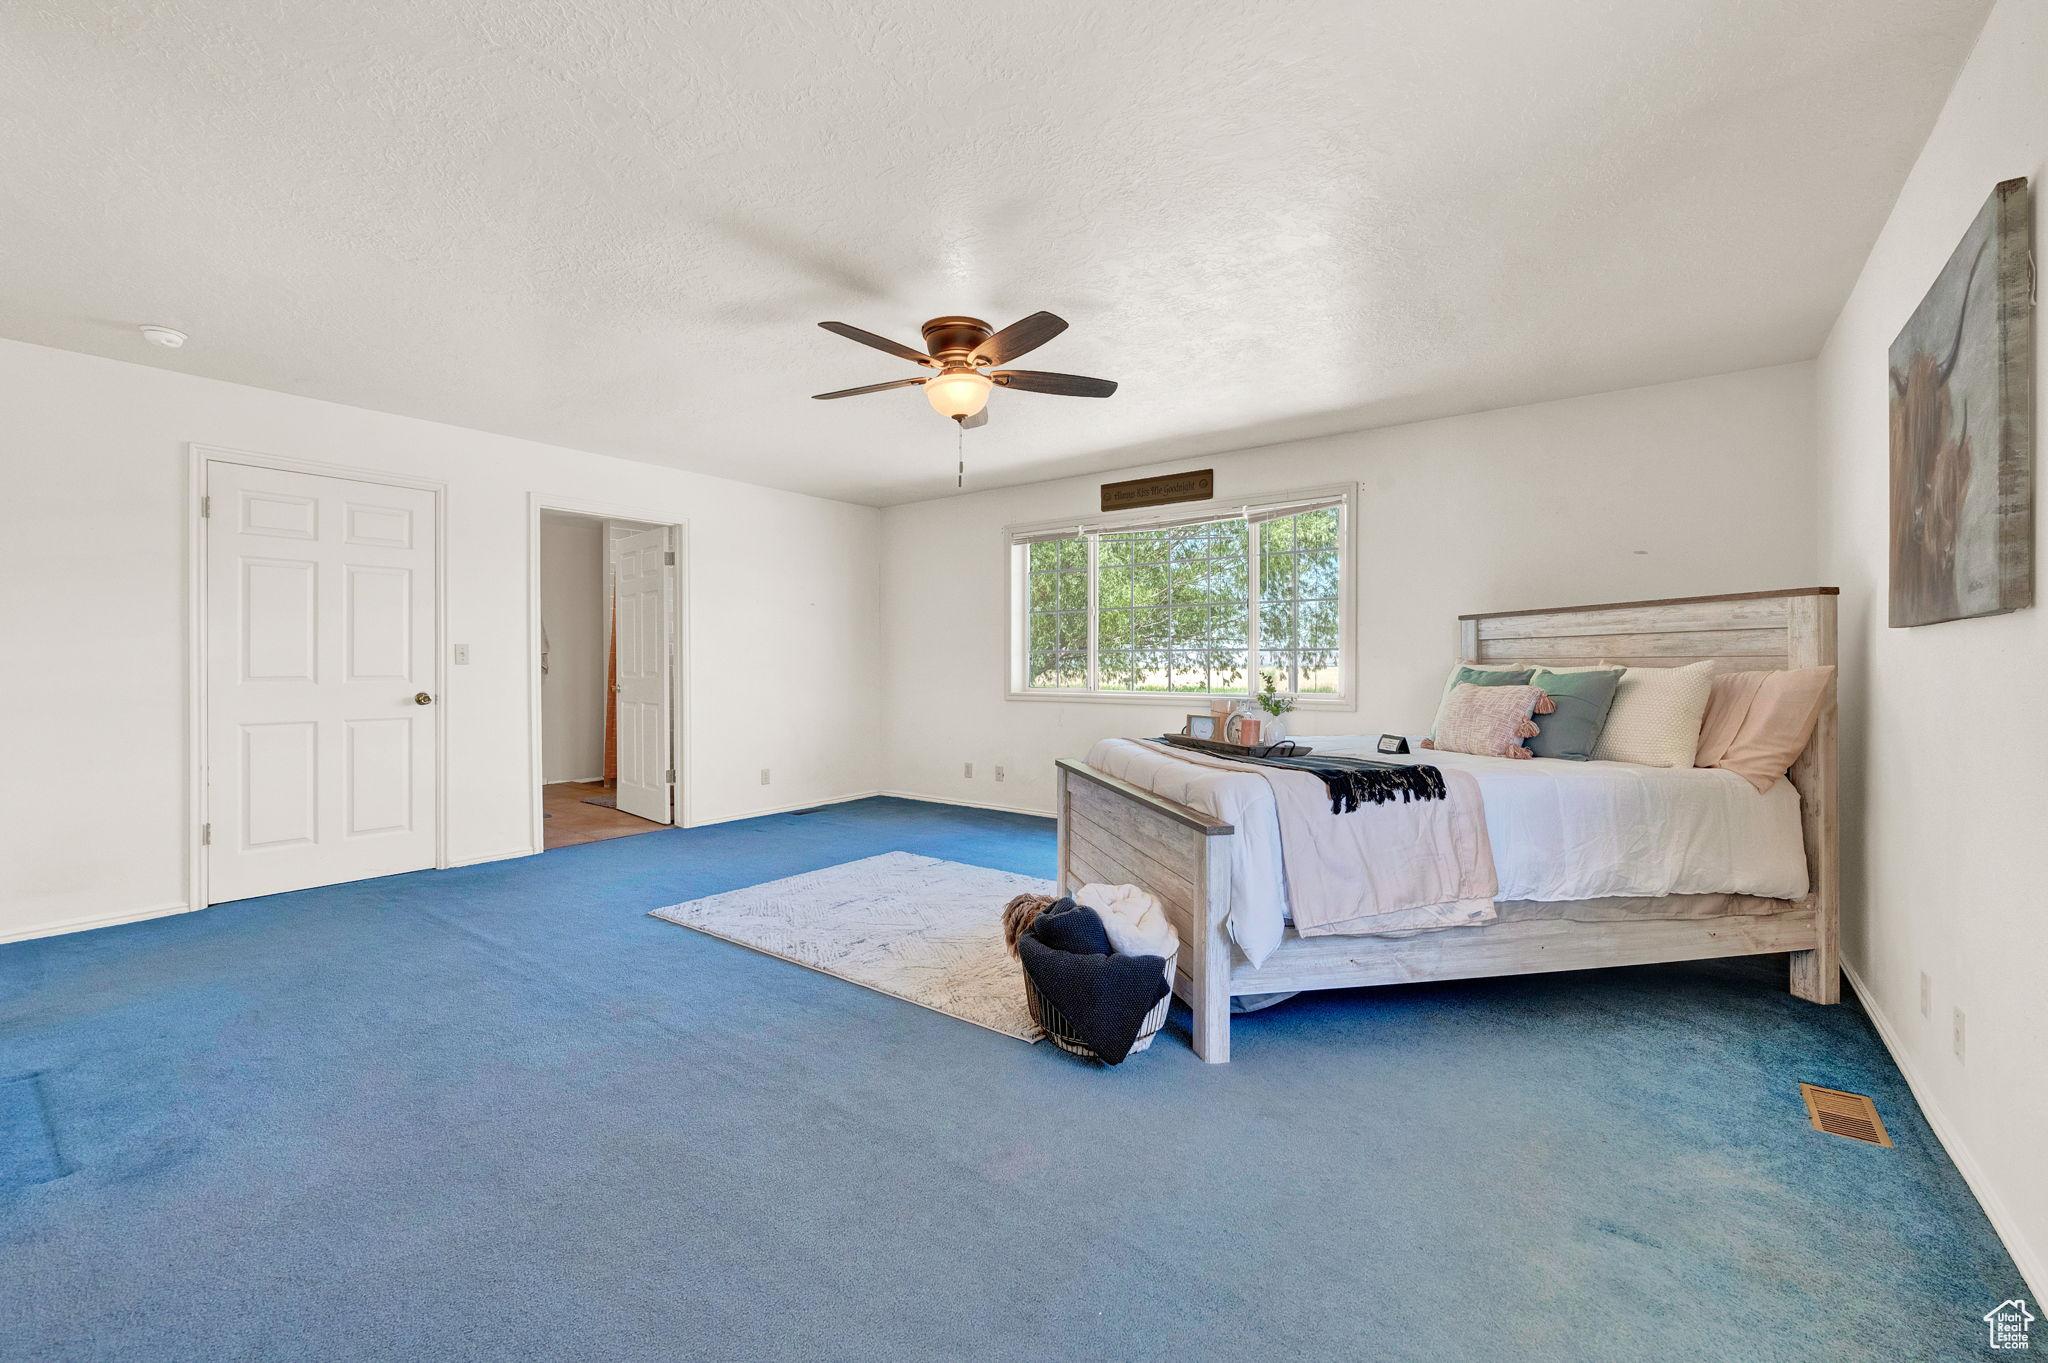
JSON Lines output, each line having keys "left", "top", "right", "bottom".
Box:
{"left": 1156, "top": 736, "right": 1448, "bottom": 813}
{"left": 1015, "top": 900, "right": 1168, "bottom": 1066}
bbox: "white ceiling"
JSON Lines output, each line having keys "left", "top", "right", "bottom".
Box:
{"left": 1, "top": 1, "right": 1989, "bottom": 506}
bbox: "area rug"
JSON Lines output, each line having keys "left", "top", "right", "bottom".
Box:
{"left": 649, "top": 851, "right": 1049, "bottom": 1041}
{"left": 580, "top": 794, "right": 617, "bottom": 809}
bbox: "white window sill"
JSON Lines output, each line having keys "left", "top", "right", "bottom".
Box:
{"left": 1005, "top": 688, "right": 1356, "bottom": 712}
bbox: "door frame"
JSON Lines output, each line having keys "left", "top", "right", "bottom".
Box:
{"left": 186, "top": 443, "right": 450, "bottom": 911}
{"left": 526, "top": 493, "right": 689, "bottom": 850}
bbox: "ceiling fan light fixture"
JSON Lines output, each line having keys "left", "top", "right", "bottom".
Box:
{"left": 924, "top": 367, "right": 992, "bottom": 421}
{"left": 814, "top": 313, "right": 1112, "bottom": 429}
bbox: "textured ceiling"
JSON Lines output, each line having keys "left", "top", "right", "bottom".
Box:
{"left": 0, "top": 1, "right": 1990, "bottom": 505}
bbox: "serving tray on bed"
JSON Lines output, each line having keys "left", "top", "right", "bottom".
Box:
{"left": 1157, "top": 735, "right": 1314, "bottom": 760}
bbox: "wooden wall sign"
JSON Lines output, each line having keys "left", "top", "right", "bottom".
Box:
{"left": 1101, "top": 469, "right": 1214, "bottom": 513}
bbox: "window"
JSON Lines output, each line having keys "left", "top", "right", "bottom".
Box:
{"left": 1022, "top": 536, "right": 1091, "bottom": 688}
{"left": 1012, "top": 488, "right": 1350, "bottom": 703}
{"left": 1256, "top": 504, "right": 1343, "bottom": 694}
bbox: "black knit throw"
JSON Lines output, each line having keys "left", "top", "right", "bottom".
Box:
{"left": 1156, "top": 737, "right": 1448, "bottom": 814}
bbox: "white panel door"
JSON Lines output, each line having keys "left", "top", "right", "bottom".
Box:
{"left": 206, "top": 462, "right": 438, "bottom": 902}
{"left": 612, "top": 526, "right": 673, "bottom": 824}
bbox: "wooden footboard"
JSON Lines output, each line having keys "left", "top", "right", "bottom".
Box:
{"left": 1056, "top": 758, "right": 1238, "bottom": 1062}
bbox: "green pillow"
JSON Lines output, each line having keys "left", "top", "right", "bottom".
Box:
{"left": 1527, "top": 667, "right": 1624, "bottom": 760}
{"left": 1430, "top": 666, "right": 1536, "bottom": 737}
{"left": 1454, "top": 666, "right": 1535, "bottom": 688}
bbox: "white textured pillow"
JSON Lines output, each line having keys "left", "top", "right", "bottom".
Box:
{"left": 1591, "top": 659, "right": 1716, "bottom": 768}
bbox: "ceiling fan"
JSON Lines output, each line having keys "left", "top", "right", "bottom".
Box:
{"left": 811, "top": 312, "right": 1117, "bottom": 428}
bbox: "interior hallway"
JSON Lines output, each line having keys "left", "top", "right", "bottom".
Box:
{"left": 543, "top": 780, "right": 665, "bottom": 849}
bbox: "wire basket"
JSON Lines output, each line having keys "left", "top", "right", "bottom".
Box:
{"left": 1023, "top": 951, "right": 1178, "bottom": 1061}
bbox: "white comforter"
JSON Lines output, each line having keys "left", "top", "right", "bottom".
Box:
{"left": 1083, "top": 735, "right": 1809, "bottom": 968}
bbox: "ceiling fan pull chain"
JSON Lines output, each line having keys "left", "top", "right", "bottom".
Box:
{"left": 957, "top": 421, "right": 965, "bottom": 489}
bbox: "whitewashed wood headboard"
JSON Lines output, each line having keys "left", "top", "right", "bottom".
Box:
{"left": 1458, "top": 586, "right": 1836, "bottom": 674}
{"left": 1456, "top": 587, "right": 1839, "bottom": 1000}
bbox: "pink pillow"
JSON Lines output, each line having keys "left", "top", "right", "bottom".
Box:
{"left": 1694, "top": 670, "right": 1768, "bottom": 767}
{"left": 1695, "top": 666, "right": 1835, "bottom": 791}
{"left": 1422, "top": 683, "right": 1555, "bottom": 760}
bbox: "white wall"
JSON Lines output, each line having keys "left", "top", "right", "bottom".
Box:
{"left": 539, "top": 516, "right": 606, "bottom": 783}
{"left": 880, "top": 363, "right": 1818, "bottom": 816}
{"left": 0, "top": 338, "right": 882, "bottom": 942}
{"left": 1813, "top": 0, "right": 2045, "bottom": 1295}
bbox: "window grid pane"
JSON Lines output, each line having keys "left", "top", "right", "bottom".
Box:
{"left": 1021, "top": 506, "right": 1340, "bottom": 697}
{"left": 1026, "top": 537, "right": 1090, "bottom": 690}
{"left": 1095, "top": 520, "right": 1249, "bottom": 693}
{"left": 1255, "top": 509, "right": 1340, "bottom": 694}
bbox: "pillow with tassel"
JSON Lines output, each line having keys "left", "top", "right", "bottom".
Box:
{"left": 1428, "top": 663, "right": 1536, "bottom": 738}
{"left": 1421, "top": 683, "right": 1555, "bottom": 760}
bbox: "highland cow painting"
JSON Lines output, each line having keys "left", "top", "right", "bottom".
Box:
{"left": 1889, "top": 178, "right": 2033, "bottom": 627}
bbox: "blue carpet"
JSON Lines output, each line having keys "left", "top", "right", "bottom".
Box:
{"left": 0, "top": 797, "right": 2022, "bottom": 1361}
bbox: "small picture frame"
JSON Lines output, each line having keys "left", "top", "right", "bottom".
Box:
{"left": 1377, "top": 734, "right": 1410, "bottom": 755}
{"left": 1184, "top": 714, "right": 1218, "bottom": 740}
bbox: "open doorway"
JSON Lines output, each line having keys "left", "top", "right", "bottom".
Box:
{"left": 534, "top": 506, "right": 682, "bottom": 850}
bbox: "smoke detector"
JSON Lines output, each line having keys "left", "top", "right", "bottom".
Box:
{"left": 139, "top": 325, "right": 188, "bottom": 349}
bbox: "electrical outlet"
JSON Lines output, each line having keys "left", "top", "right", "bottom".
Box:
{"left": 1952, "top": 1007, "right": 1966, "bottom": 1062}
{"left": 963, "top": 762, "right": 974, "bottom": 779}
{"left": 994, "top": 765, "right": 1005, "bottom": 782}
{"left": 1919, "top": 972, "right": 1932, "bottom": 1019}
{"left": 453, "top": 643, "right": 471, "bottom": 665}
{"left": 759, "top": 768, "right": 771, "bottom": 786}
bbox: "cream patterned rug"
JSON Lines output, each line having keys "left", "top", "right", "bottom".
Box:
{"left": 649, "top": 852, "right": 1050, "bottom": 1042}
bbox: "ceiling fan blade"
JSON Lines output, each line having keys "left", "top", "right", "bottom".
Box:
{"left": 989, "top": 369, "right": 1117, "bottom": 398}
{"left": 811, "top": 377, "right": 929, "bottom": 400}
{"left": 818, "top": 321, "right": 934, "bottom": 367}
{"left": 972, "top": 311, "right": 1067, "bottom": 367}
{"left": 959, "top": 407, "right": 988, "bottom": 430}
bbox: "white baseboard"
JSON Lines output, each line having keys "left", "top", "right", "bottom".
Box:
{"left": 684, "top": 790, "right": 885, "bottom": 826}
{"left": 543, "top": 776, "right": 606, "bottom": 786}
{"left": 0, "top": 792, "right": 1046, "bottom": 948}
{"left": 681, "top": 788, "right": 1057, "bottom": 827}
{"left": 877, "top": 789, "right": 1056, "bottom": 819}
{"left": 1, "top": 900, "right": 195, "bottom": 945}
{"left": 444, "top": 846, "right": 539, "bottom": 868}
{"left": 1845, "top": 960, "right": 2045, "bottom": 1299}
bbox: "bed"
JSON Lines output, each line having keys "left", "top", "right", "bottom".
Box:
{"left": 1052, "top": 587, "right": 1840, "bottom": 1062}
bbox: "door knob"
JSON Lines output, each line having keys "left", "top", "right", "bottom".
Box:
{"left": 414, "top": 692, "right": 434, "bottom": 705}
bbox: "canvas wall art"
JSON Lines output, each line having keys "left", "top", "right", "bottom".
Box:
{"left": 1889, "top": 177, "right": 2033, "bottom": 627}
